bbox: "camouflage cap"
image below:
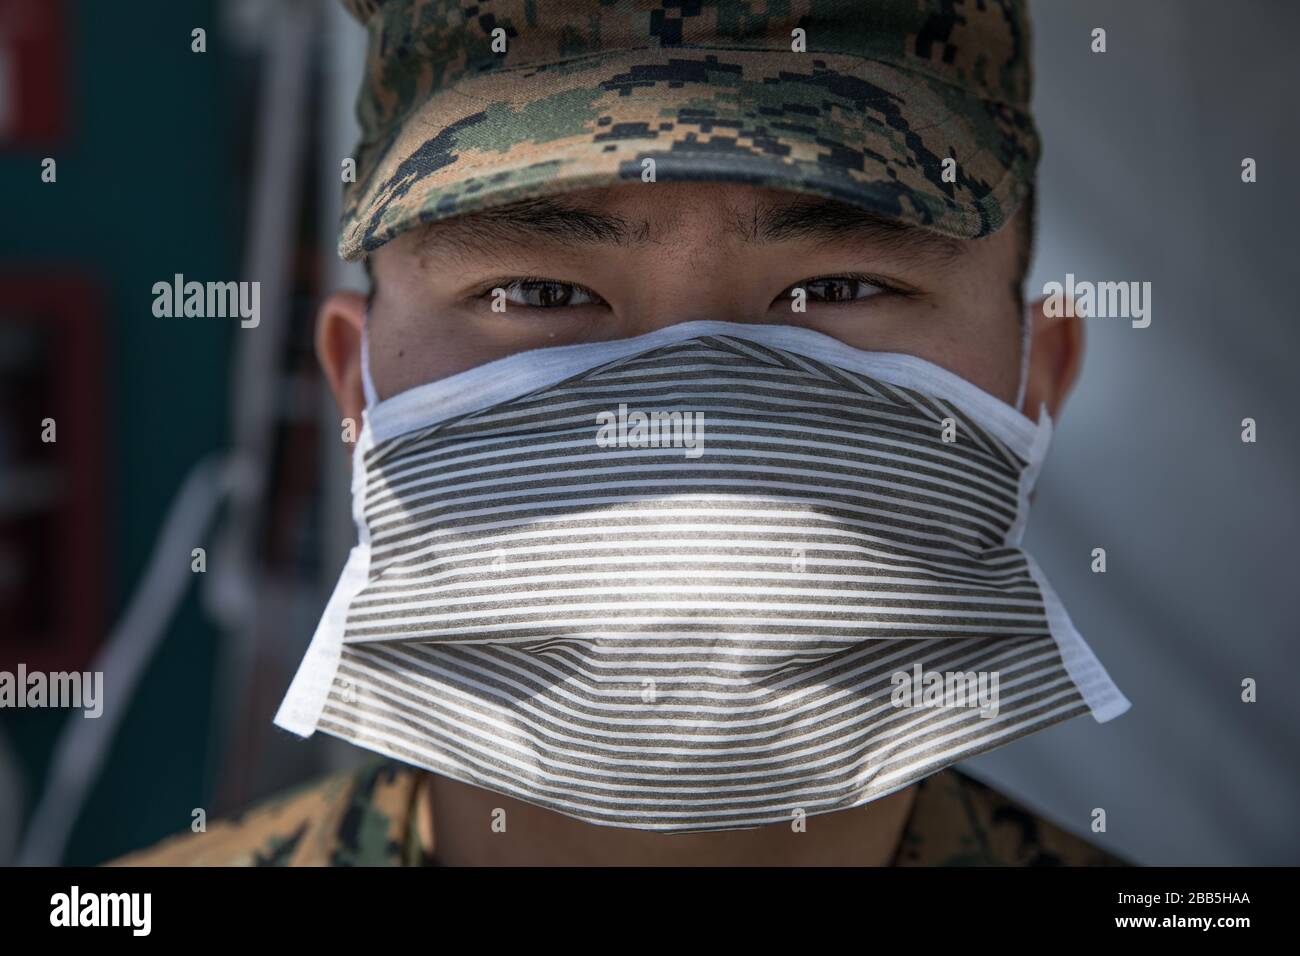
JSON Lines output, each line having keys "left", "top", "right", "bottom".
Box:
{"left": 338, "top": 0, "right": 1039, "bottom": 262}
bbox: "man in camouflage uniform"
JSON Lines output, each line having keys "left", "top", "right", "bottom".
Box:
{"left": 115, "top": 0, "right": 1129, "bottom": 866}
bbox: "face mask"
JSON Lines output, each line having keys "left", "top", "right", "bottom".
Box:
{"left": 275, "top": 320, "right": 1128, "bottom": 832}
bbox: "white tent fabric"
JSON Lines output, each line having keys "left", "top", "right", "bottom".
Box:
{"left": 959, "top": 0, "right": 1300, "bottom": 865}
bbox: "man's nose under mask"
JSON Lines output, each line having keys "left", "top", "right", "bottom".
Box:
{"left": 276, "top": 320, "right": 1129, "bottom": 833}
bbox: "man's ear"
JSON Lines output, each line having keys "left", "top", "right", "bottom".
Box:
{"left": 316, "top": 290, "right": 368, "bottom": 450}
{"left": 1021, "top": 294, "right": 1084, "bottom": 423}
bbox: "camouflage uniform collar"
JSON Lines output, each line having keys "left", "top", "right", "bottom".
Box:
{"left": 109, "top": 756, "right": 1127, "bottom": 866}
{"left": 387, "top": 758, "right": 1126, "bottom": 867}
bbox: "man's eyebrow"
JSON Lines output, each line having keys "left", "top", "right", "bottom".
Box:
{"left": 736, "top": 197, "right": 967, "bottom": 262}
{"left": 412, "top": 193, "right": 967, "bottom": 262}
{"left": 413, "top": 198, "right": 649, "bottom": 258}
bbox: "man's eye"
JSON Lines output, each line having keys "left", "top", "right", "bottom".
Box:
{"left": 791, "top": 276, "right": 886, "bottom": 304}
{"left": 499, "top": 279, "right": 603, "bottom": 309}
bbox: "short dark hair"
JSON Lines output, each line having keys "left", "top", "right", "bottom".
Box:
{"left": 363, "top": 256, "right": 377, "bottom": 311}
{"left": 1016, "top": 184, "right": 1037, "bottom": 292}
{"left": 1010, "top": 183, "right": 1037, "bottom": 321}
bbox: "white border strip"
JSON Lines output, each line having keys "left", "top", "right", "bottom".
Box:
{"left": 274, "top": 423, "right": 378, "bottom": 737}
{"left": 365, "top": 321, "right": 1045, "bottom": 458}
{"left": 1005, "top": 407, "right": 1053, "bottom": 548}
{"left": 1023, "top": 553, "right": 1131, "bottom": 723}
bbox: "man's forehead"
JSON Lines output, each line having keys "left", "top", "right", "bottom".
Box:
{"left": 405, "top": 187, "right": 968, "bottom": 264}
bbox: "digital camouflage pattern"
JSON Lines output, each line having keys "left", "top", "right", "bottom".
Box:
{"left": 109, "top": 759, "right": 1127, "bottom": 866}
{"left": 108, "top": 761, "right": 434, "bottom": 867}
{"left": 337, "top": 0, "right": 1039, "bottom": 261}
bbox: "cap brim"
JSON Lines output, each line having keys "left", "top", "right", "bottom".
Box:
{"left": 339, "top": 46, "right": 1037, "bottom": 261}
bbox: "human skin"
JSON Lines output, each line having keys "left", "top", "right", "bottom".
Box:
{"left": 314, "top": 181, "right": 1083, "bottom": 866}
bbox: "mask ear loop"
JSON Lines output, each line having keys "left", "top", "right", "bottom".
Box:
{"left": 1014, "top": 309, "right": 1033, "bottom": 413}
{"left": 360, "top": 308, "right": 379, "bottom": 410}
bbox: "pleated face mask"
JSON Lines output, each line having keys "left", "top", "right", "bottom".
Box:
{"left": 275, "top": 320, "right": 1129, "bottom": 832}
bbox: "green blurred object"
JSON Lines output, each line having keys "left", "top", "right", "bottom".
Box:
{"left": 0, "top": 0, "right": 235, "bottom": 864}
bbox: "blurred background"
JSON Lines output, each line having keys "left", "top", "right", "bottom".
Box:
{"left": 0, "top": 0, "right": 1295, "bottom": 865}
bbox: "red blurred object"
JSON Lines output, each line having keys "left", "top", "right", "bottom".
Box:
{"left": 0, "top": 276, "right": 104, "bottom": 673}
{"left": 0, "top": 0, "right": 68, "bottom": 145}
